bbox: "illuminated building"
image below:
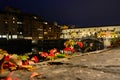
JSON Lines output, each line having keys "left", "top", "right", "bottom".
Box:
{"left": 60, "top": 26, "right": 120, "bottom": 39}
{"left": 0, "top": 7, "right": 61, "bottom": 40}
{"left": 43, "top": 22, "right": 61, "bottom": 40}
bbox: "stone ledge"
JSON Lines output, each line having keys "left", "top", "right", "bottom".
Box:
{"left": 32, "top": 48, "right": 112, "bottom": 66}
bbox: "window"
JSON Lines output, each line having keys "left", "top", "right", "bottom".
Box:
{"left": 33, "top": 16, "right": 37, "bottom": 19}
{"left": 17, "top": 22, "right": 22, "bottom": 24}
{"left": 2, "top": 35, "right": 7, "bottom": 38}
{"left": 5, "top": 21, "right": 8, "bottom": 24}
{"left": 13, "top": 21, "right": 15, "bottom": 23}
{"left": 12, "top": 35, "right": 17, "bottom": 39}
{"left": 13, "top": 17, "right": 15, "bottom": 20}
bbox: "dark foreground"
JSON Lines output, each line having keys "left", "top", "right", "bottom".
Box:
{"left": 3, "top": 47, "right": 120, "bottom": 80}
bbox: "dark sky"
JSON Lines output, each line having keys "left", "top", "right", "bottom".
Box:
{"left": 0, "top": 0, "right": 120, "bottom": 27}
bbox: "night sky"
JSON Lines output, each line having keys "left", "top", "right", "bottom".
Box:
{"left": 0, "top": 0, "right": 120, "bottom": 27}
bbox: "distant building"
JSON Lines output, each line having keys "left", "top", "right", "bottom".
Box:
{"left": 0, "top": 6, "right": 61, "bottom": 40}
{"left": 60, "top": 26, "right": 120, "bottom": 39}
{"left": 43, "top": 22, "right": 61, "bottom": 40}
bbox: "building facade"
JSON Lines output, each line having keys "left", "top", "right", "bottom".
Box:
{"left": 0, "top": 7, "right": 61, "bottom": 40}
{"left": 60, "top": 26, "right": 120, "bottom": 39}
{"left": 43, "top": 22, "right": 61, "bottom": 40}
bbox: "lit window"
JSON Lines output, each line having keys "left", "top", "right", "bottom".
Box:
{"left": 5, "top": 21, "right": 8, "bottom": 24}
{"left": 44, "top": 32, "right": 48, "bottom": 34}
{"left": 13, "top": 21, "right": 15, "bottom": 23}
{"left": 37, "top": 28, "right": 43, "bottom": 31}
{"left": 13, "top": 17, "right": 15, "bottom": 20}
{"left": 39, "top": 36, "right": 43, "bottom": 39}
{"left": 33, "top": 16, "right": 37, "bottom": 19}
{"left": 17, "top": 22, "right": 22, "bottom": 24}
{"left": 20, "top": 32, "right": 22, "bottom": 34}
{"left": 2, "top": 35, "right": 6, "bottom": 38}
{"left": 9, "top": 36, "right": 12, "bottom": 39}
{"left": 44, "top": 22, "right": 48, "bottom": 24}
{"left": 12, "top": 35, "right": 17, "bottom": 39}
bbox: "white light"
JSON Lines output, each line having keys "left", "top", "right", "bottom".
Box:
{"left": 13, "top": 17, "right": 15, "bottom": 20}
{"left": 5, "top": 21, "right": 8, "bottom": 24}
{"left": 12, "top": 35, "right": 17, "bottom": 39}
{"left": 9, "top": 36, "right": 12, "bottom": 39}
{"left": 44, "top": 32, "right": 48, "bottom": 34}
{"left": 44, "top": 22, "right": 48, "bottom": 24}
{"left": 33, "top": 16, "right": 37, "bottom": 19}
{"left": 17, "top": 22, "right": 22, "bottom": 24}
{"left": 37, "top": 28, "right": 43, "bottom": 31}
{"left": 39, "top": 36, "right": 43, "bottom": 39}
{"left": 20, "top": 32, "right": 22, "bottom": 34}
{"left": 13, "top": 21, "right": 15, "bottom": 23}
{"left": 2, "top": 35, "right": 6, "bottom": 38}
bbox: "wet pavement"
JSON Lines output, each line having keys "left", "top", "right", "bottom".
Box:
{"left": 5, "top": 47, "right": 120, "bottom": 80}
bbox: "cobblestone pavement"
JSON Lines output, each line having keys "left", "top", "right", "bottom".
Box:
{"left": 9, "top": 47, "right": 120, "bottom": 80}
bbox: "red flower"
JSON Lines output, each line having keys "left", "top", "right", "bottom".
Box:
{"left": 22, "top": 60, "right": 29, "bottom": 65}
{"left": 49, "top": 53, "right": 55, "bottom": 57}
{"left": 4, "top": 55, "right": 10, "bottom": 61}
{"left": 31, "top": 56, "right": 38, "bottom": 63}
{"left": 40, "top": 52, "right": 48, "bottom": 57}
{"left": 64, "top": 47, "right": 75, "bottom": 52}
{"left": 77, "top": 42, "right": 83, "bottom": 48}
{"left": 50, "top": 48, "right": 57, "bottom": 54}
